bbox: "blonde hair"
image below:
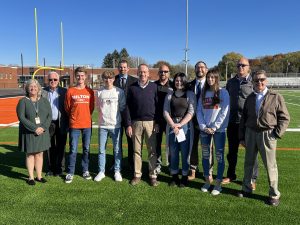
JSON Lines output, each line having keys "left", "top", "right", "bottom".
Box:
{"left": 102, "top": 70, "right": 115, "bottom": 79}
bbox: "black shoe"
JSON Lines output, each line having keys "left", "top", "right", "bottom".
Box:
{"left": 268, "top": 198, "right": 280, "bottom": 207}
{"left": 169, "top": 174, "right": 180, "bottom": 187}
{"left": 27, "top": 179, "right": 36, "bottom": 185}
{"left": 179, "top": 175, "right": 188, "bottom": 188}
{"left": 35, "top": 177, "right": 47, "bottom": 183}
{"left": 237, "top": 191, "right": 251, "bottom": 198}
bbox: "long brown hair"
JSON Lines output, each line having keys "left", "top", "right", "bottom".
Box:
{"left": 202, "top": 69, "right": 220, "bottom": 105}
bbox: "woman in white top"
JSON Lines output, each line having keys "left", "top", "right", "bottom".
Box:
{"left": 196, "top": 69, "right": 230, "bottom": 195}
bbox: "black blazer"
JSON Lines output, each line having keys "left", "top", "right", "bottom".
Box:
{"left": 187, "top": 79, "right": 197, "bottom": 93}
{"left": 114, "top": 74, "right": 138, "bottom": 96}
{"left": 187, "top": 79, "right": 200, "bottom": 126}
{"left": 42, "top": 86, "right": 69, "bottom": 133}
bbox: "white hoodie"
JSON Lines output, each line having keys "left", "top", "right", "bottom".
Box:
{"left": 97, "top": 86, "right": 126, "bottom": 129}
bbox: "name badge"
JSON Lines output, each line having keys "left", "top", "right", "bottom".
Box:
{"left": 35, "top": 117, "right": 41, "bottom": 124}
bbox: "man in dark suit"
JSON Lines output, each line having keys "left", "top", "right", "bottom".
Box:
{"left": 113, "top": 60, "right": 138, "bottom": 172}
{"left": 42, "top": 71, "right": 68, "bottom": 176}
{"left": 187, "top": 61, "right": 213, "bottom": 182}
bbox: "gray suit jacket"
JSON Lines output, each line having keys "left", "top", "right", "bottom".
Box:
{"left": 42, "top": 86, "right": 69, "bottom": 133}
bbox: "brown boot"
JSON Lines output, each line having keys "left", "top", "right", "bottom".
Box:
{"left": 188, "top": 169, "right": 196, "bottom": 181}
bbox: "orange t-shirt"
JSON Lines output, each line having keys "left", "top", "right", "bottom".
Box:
{"left": 65, "top": 86, "right": 95, "bottom": 128}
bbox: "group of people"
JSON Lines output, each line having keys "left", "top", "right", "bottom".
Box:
{"left": 16, "top": 57, "right": 290, "bottom": 206}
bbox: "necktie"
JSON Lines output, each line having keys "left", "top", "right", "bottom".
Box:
{"left": 196, "top": 82, "right": 201, "bottom": 100}
{"left": 121, "top": 77, "right": 126, "bottom": 89}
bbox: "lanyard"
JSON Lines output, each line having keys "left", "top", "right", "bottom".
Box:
{"left": 27, "top": 97, "right": 39, "bottom": 116}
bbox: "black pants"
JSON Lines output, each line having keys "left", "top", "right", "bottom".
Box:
{"left": 121, "top": 126, "right": 134, "bottom": 170}
{"left": 47, "top": 120, "right": 67, "bottom": 174}
{"left": 156, "top": 122, "right": 167, "bottom": 167}
{"left": 226, "top": 122, "right": 258, "bottom": 180}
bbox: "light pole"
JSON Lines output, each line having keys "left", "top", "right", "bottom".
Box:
{"left": 92, "top": 66, "right": 94, "bottom": 88}
{"left": 225, "top": 61, "right": 229, "bottom": 82}
{"left": 21, "top": 53, "right": 24, "bottom": 86}
{"left": 183, "top": 0, "right": 189, "bottom": 77}
{"left": 286, "top": 60, "right": 290, "bottom": 77}
{"left": 43, "top": 57, "right": 46, "bottom": 86}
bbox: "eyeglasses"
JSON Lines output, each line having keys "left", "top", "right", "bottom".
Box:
{"left": 159, "top": 70, "right": 169, "bottom": 74}
{"left": 237, "top": 64, "right": 249, "bottom": 68}
{"left": 49, "top": 78, "right": 58, "bottom": 81}
{"left": 253, "top": 78, "right": 266, "bottom": 83}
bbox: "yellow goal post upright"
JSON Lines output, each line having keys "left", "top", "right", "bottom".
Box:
{"left": 32, "top": 8, "right": 64, "bottom": 79}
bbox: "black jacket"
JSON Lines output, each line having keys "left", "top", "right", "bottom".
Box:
{"left": 226, "top": 74, "right": 253, "bottom": 124}
{"left": 113, "top": 74, "right": 138, "bottom": 96}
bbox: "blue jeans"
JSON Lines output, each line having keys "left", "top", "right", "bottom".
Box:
{"left": 200, "top": 131, "right": 226, "bottom": 181}
{"left": 169, "top": 124, "right": 190, "bottom": 176}
{"left": 67, "top": 128, "right": 91, "bottom": 175}
{"left": 98, "top": 127, "right": 121, "bottom": 173}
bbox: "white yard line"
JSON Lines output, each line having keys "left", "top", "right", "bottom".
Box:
{"left": 285, "top": 102, "right": 300, "bottom": 107}
{"left": 282, "top": 94, "right": 300, "bottom": 98}
{"left": 0, "top": 96, "right": 23, "bottom": 99}
{"left": 0, "top": 122, "right": 19, "bottom": 127}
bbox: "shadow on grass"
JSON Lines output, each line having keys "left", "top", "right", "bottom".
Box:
{"left": 0, "top": 144, "right": 28, "bottom": 181}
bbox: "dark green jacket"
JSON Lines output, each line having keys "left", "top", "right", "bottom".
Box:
{"left": 17, "top": 97, "right": 52, "bottom": 153}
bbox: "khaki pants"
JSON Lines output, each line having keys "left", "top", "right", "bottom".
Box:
{"left": 132, "top": 121, "right": 157, "bottom": 179}
{"left": 243, "top": 128, "right": 280, "bottom": 199}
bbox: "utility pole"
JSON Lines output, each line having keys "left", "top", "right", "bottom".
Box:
{"left": 92, "top": 66, "right": 94, "bottom": 88}
{"left": 43, "top": 57, "right": 46, "bottom": 86}
{"left": 183, "top": 0, "right": 189, "bottom": 77}
{"left": 286, "top": 60, "right": 290, "bottom": 77}
{"left": 21, "top": 53, "right": 24, "bottom": 86}
{"left": 225, "top": 61, "right": 228, "bottom": 82}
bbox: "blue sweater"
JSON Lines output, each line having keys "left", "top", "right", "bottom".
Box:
{"left": 125, "top": 81, "right": 158, "bottom": 126}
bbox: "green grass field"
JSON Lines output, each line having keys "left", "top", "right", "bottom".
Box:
{"left": 279, "top": 90, "right": 300, "bottom": 128}
{"left": 92, "top": 89, "right": 300, "bottom": 128}
{"left": 0, "top": 89, "right": 299, "bottom": 224}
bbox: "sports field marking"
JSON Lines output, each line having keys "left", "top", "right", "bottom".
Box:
{"left": 282, "top": 94, "right": 300, "bottom": 98}
{"left": 285, "top": 102, "right": 300, "bottom": 107}
{"left": 0, "top": 96, "right": 24, "bottom": 99}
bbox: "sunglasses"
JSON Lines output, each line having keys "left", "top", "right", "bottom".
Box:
{"left": 49, "top": 78, "right": 58, "bottom": 81}
{"left": 253, "top": 78, "right": 266, "bottom": 83}
{"left": 237, "top": 64, "right": 249, "bottom": 68}
{"left": 159, "top": 70, "right": 169, "bottom": 74}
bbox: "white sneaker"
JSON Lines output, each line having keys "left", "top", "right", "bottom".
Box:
{"left": 114, "top": 172, "right": 123, "bottom": 182}
{"left": 65, "top": 174, "right": 73, "bottom": 184}
{"left": 82, "top": 171, "right": 92, "bottom": 180}
{"left": 211, "top": 186, "right": 222, "bottom": 196}
{"left": 94, "top": 172, "right": 105, "bottom": 182}
{"left": 201, "top": 183, "right": 211, "bottom": 192}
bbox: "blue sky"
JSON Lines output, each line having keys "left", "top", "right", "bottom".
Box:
{"left": 0, "top": 0, "right": 299, "bottom": 68}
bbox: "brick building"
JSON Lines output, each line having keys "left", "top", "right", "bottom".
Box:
{"left": 0, "top": 66, "right": 159, "bottom": 89}
{"left": 0, "top": 66, "right": 18, "bottom": 88}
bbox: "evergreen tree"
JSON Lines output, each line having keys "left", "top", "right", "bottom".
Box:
{"left": 120, "top": 48, "right": 129, "bottom": 60}
{"left": 102, "top": 53, "right": 113, "bottom": 68}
